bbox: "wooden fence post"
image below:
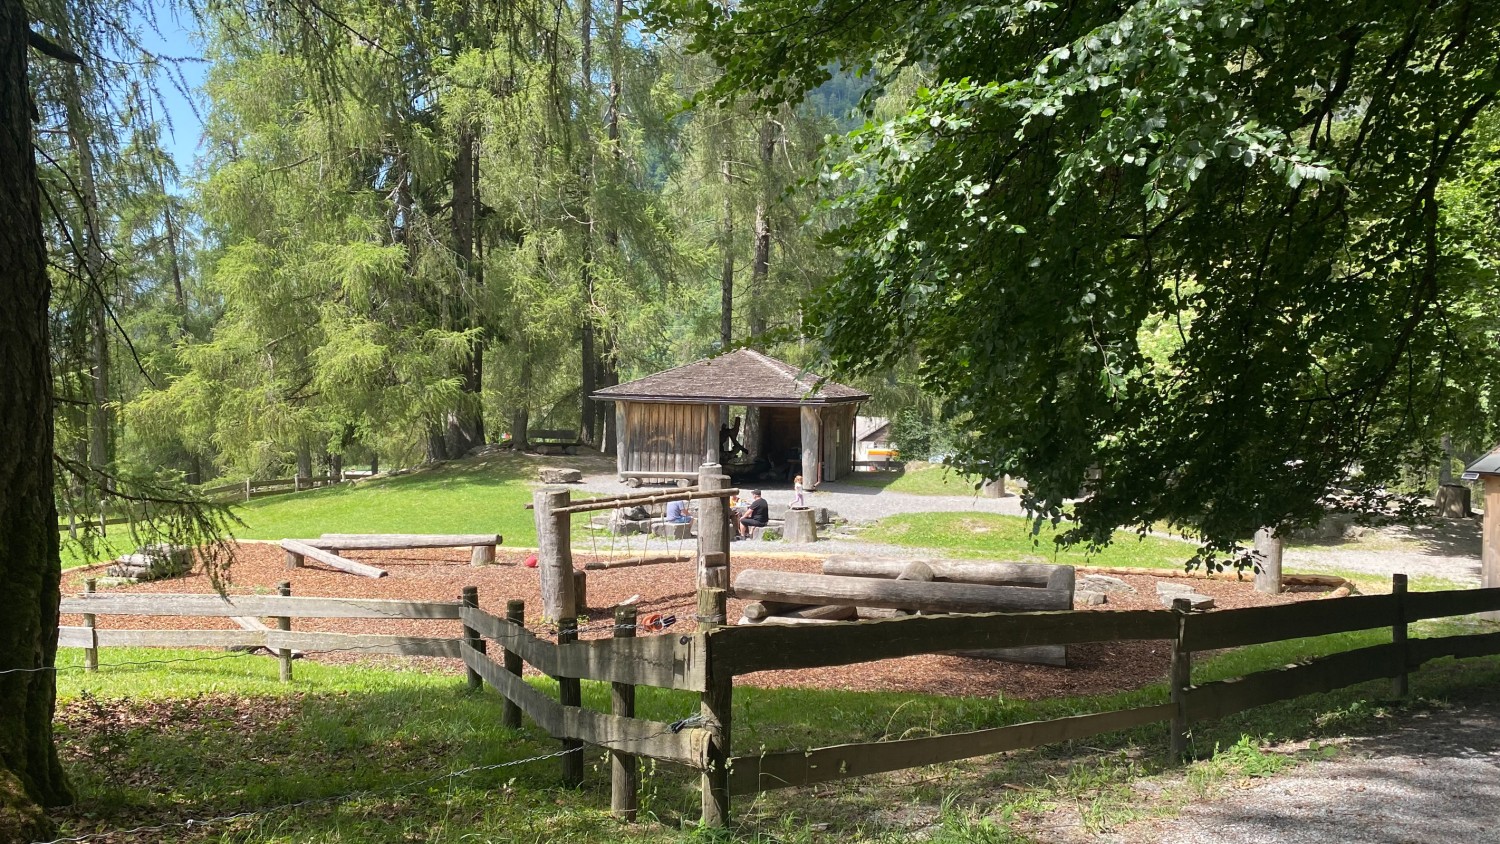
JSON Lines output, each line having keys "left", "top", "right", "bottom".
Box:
{"left": 1169, "top": 596, "right": 1192, "bottom": 760}
{"left": 611, "top": 605, "right": 639, "bottom": 820}
{"left": 244, "top": 478, "right": 252, "bottom": 502}
{"left": 1392, "top": 573, "right": 1409, "bottom": 698}
{"left": 557, "top": 615, "right": 584, "bottom": 787}
{"left": 698, "top": 586, "right": 731, "bottom": 827}
{"left": 83, "top": 578, "right": 97, "bottom": 673}
{"left": 1253, "top": 527, "right": 1284, "bottom": 594}
{"left": 533, "top": 488, "right": 577, "bottom": 622}
{"left": 462, "top": 586, "right": 483, "bottom": 692}
{"left": 696, "top": 464, "right": 730, "bottom": 590}
{"left": 501, "top": 599, "right": 525, "bottom": 729}
{"left": 276, "top": 581, "right": 293, "bottom": 683}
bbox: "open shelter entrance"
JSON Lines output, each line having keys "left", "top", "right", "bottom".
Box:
{"left": 591, "top": 349, "right": 869, "bottom": 488}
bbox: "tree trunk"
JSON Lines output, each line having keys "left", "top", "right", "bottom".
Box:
{"left": 295, "top": 440, "right": 312, "bottom": 483}
{"left": 1, "top": 1, "right": 74, "bottom": 833}
{"left": 64, "top": 67, "right": 111, "bottom": 485}
{"left": 719, "top": 158, "right": 734, "bottom": 349}
{"left": 445, "top": 124, "right": 485, "bottom": 457}
{"left": 511, "top": 350, "right": 533, "bottom": 452}
{"left": 578, "top": 0, "right": 600, "bottom": 447}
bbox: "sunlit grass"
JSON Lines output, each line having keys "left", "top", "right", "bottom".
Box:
{"left": 862, "top": 511, "right": 1197, "bottom": 569}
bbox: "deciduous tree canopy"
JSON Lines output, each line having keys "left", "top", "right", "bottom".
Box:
{"left": 656, "top": 0, "right": 1500, "bottom": 555}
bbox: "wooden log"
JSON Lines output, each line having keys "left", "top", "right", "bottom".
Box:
{"left": 981, "top": 476, "right": 1006, "bottom": 498}
{"left": 549, "top": 486, "right": 737, "bottom": 515}
{"left": 738, "top": 615, "right": 846, "bottom": 626}
{"left": 743, "top": 601, "right": 811, "bottom": 621}
{"left": 501, "top": 599, "right": 525, "bottom": 729}
{"left": 278, "top": 540, "right": 388, "bottom": 579}
{"left": 534, "top": 488, "right": 576, "bottom": 623}
{"left": 700, "top": 589, "right": 732, "bottom": 827}
{"left": 83, "top": 579, "right": 97, "bottom": 673}
{"left": 611, "top": 606, "right": 638, "bottom": 820}
{"left": 263, "top": 630, "right": 460, "bottom": 658}
{"left": 61, "top": 593, "right": 461, "bottom": 619}
{"left": 952, "top": 645, "right": 1067, "bottom": 666}
{"left": 733, "top": 569, "right": 1072, "bottom": 615}
{"left": 309, "top": 533, "right": 503, "bottom": 550}
{"left": 584, "top": 554, "right": 692, "bottom": 571}
{"left": 276, "top": 581, "right": 293, "bottom": 683}
{"left": 462, "top": 586, "right": 483, "bottom": 691}
{"left": 783, "top": 507, "right": 818, "bottom": 543}
{"left": 1253, "top": 527, "right": 1283, "bottom": 594}
{"left": 57, "top": 626, "right": 96, "bottom": 649}
{"left": 1391, "top": 573, "right": 1409, "bottom": 698}
{"left": 92, "top": 629, "right": 269, "bottom": 649}
{"left": 697, "top": 464, "right": 731, "bottom": 590}
{"left": 284, "top": 548, "right": 303, "bottom": 569}
{"left": 856, "top": 607, "right": 911, "bottom": 620}
{"left": 573, "top": 570, "right": 588, "bottom": 614}
{"left": 727, "top": 703, "right": 1174, "bottom": 796}
{"left": 471, "top": 544, "right": 497, "bottom": 565}
{"left": 709, "top": 608, "right": 1177, "bottom": 676}
{"left": 557, "top": 616, "right": 584, "bottom": 786}
{"left": 823, "top": 557, "right": 1061, "bottom": 587}
{"left": 897, "top": 561, "right": 934, "bottom": 582}
{"left": 1169, "top": 598, "right": 1191, "bottom": 759}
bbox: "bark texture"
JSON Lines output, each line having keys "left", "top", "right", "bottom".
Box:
{"left": 1, "top": 2, "right": 74, "bottom": 837}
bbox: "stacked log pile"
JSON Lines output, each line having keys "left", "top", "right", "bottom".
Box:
{"left": 732, "top": 557, "right": 1077, "bottom": 666}
{"left": 106, "top": 544, "right": 192, "bottom": 581}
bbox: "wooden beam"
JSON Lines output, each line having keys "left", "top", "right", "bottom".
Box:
{"left": 304, "top": 534, "right": 501, "bottom": 550}
{"left": 460, "top": 606, "right": 707, "bottom": 691}
{"left": 709, "top": 609, "right": 1176, "bottom": 676}
{"left": 279, "top": 540, "right": 388, "bottom": 579}
{"left": 61, "top": 593, "right": 460, "bottom": 619}
{"left": 1407, "top": 631, "right": 1500, "bottom": 665}
{"left": 460, "top": 645, "right": 709, "bottom": 767}
{"left": 551, "top": 487, "right": 739, "bottom": 516}
{"left": 1184, "top": 643, "right": 1399, "bottom": 722}
{"left": 823, "top": 557, "right": 1061, "bottom": 587}
{"left": 1402, "top": 587, "right": 1500, "bottom": 622}
{"left": 733, "top": 569, "right": 1071, "bottom": 615}
{"left": 57, "top": 625, "right": 96, "bottom": 649}
{"left": 1182, "top": 594, "right": 1399, "bottom": 652}
{"left": 727, "top": 703, "right": 1173, "bottom": 796}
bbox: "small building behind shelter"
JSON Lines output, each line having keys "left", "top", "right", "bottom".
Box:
{"left": 591, "top": 349, "right": 869, "bottom": 487}
{"left": 1462, "top": 445, "right": 1500, "bottom": 606}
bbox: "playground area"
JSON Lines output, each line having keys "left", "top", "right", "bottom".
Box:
{"left": 63, "top": 539, "right": 1330, "bottom": 699}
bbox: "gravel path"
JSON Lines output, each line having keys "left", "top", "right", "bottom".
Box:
{"left": 1113, "top": 706, "right": 1500, "bottom": 844}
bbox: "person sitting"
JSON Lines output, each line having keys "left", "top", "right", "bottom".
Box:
{"left": 736, "top": 489, "right": 769, "bottom": 539}
{"left": 665, "top": 498, "right": 692, "bottom": 524}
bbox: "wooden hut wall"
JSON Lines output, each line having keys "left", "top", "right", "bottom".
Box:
{"left": 622, "top": 402, "right": 711, "bottom": 475}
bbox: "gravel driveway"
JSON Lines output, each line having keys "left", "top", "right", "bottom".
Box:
{"left": 1107, "top": 705, "right": 1500, "bottom": 844}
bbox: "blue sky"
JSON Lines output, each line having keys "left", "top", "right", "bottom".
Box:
{"left": 135, "top": 2, "right": 208, "bottom": 175}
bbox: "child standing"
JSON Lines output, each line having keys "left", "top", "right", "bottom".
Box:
{"left": 791, "top": 474, "right": 806, "bottom": 509}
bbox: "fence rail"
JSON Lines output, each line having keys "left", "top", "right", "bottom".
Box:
{"left": 54, "top": 575, "right": 1500, "bottom": 828}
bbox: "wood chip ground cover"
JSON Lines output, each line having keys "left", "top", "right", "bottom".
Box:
{"left": 63, "top": 543, "right": 1323, "bottom": 699}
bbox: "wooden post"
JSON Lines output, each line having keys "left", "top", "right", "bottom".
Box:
{"left": 1169, "top": 597, "right": 1192, "bottom": 760}
{"left": 698, "top": 587, "right": 730, "bottom": 827}
{"left": 284, "top": 547, "right": 303, "bottom": 569}
{"left": 276, "top": 581, "right": 293, "bottom": 683}
{"left": 244, "top": 477, "right": 251, "bottom": 502}
{"left": 783, "top": 507, "right": 818, "bottom": 543}
{"left": 697, "top": 464, "right": 731, "bottom": 589}
{"left": 461, "top": 586, "right": 484, "bottom": 692}
{"left": 470, "top": 544, "right": 496, "bottom": 566}
{"left": 501, "top": 599, "right": 524, "bottom": 729}
{"left": 1391, "top": 573, "right": 1408, "bottom": 698}
{"left": 557, "top": 616, "right": 584, "bottom": 787}
{"left": 799, "top": 406, "right": 821, "bottom": 487}
{"left": 1253, "top": 527, "right": 1283, "bottom": 594}
{"left": 534, "top": 487, "right": 577, "bottom": 622}
{"left": 83, "top": 578, "right": 97, "bottom": 673}
{"left": 1483, "top": 476, "right": 1500, "bottom": 622}
{"left": 615, "top": 401, "right": 628, "bottom": 473}
{"left": 982, "top": 476, "right": 1006, "bottom": 498}
{"left": 611, "top": 605, "right": 639, "bottom": 820}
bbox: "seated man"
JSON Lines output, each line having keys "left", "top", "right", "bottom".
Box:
{"left": 665, "top": 498, "right": 692, "bottom": 524}
{"left": 736, "top": 489, "right": 769, "bottom": 539}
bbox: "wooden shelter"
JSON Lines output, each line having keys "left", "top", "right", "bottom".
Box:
{"left": 592, "top": 350, "right": 869, "bottom": 486}
{"left": 1462, "top": 445, "right": 1500, "bottom": 618}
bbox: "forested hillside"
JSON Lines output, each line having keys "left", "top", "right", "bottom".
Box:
{"left": 41, "top": 2, "right": 883, "bottom": 519}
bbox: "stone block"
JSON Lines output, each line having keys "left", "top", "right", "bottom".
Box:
{"left": 1159, "top": 592, "right": 1214, "bottom": 610}
{"left": 1074, "top": 591, "right": 1107, "bottom": 606}
{"left": 538, "top": 467, "right": 583, "bottom": 484}
{"left": 1080, "top": 574, "right": 1135, "bottom": 595}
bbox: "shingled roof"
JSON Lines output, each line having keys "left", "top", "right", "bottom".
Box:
{"left": 592, "top": 349, "right": 870, "bottom": 406}
{"left": 1463, "top": 444, "right": 1500, "bottom": 479}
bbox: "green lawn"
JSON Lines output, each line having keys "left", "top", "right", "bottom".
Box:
{"left": 45, "top": 623, "right": 1500, "bottom": 843}
{"left": 841, "top": 461, "right": 988, "bottom": 495}
{"left": 863, "top": 511, "right": 1200, "bottom": 569}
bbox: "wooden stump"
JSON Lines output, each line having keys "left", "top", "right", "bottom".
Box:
{"left": 573, "top": 569, "right": 588, "bottom": 614}
{"left": 982, "top": 476, "right": 1006, "bottom": 498}
{"left": 470, "top": 544, "right": 496, "bottom": 566}
{"left": 784, "top": 507, "right": 818, "bottom": 543}
{"left": 1253, "top": 528, "right": 1284, "bottom": 595}
{"left": 1435, "top": 483, "right": 1472, "bottom": 518}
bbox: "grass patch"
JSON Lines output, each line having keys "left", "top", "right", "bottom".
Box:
{"left": 862, "top": 511, "right": 1197, "bottom": 569}
{"left": 49, "top": 615, "right": 1500, "bottom": 842}
{"left": 840, "top": 462, "right": 989, "bottom": 496}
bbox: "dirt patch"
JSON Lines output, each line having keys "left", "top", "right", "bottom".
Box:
{"left": 63, "top": 545, "right": 1325, "bottom": 699}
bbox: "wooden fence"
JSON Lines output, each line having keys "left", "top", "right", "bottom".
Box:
{"left": 201, "top": 474, "right": 349, "bottom": 502}
{"left": 54, "top": 575, "right": 1500, "bottom": 827}
{"left": 58, "top": 587, "right": 463, "bottom": 681}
